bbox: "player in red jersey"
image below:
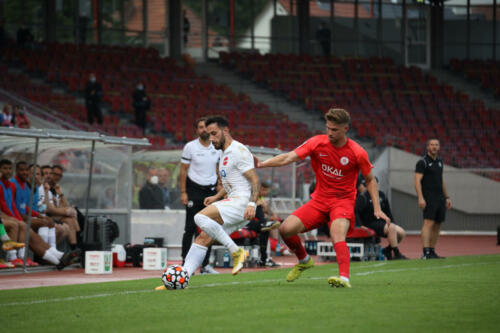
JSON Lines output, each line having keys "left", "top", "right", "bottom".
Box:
{"left": 257, "top": 108, "right": 389, "bottom": 288}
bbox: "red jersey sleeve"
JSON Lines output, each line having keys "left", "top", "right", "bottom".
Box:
{"left": 294, "top": 136, "right": 319, "bottom": 160}
{"left": 356, "top": 147, "right": 373, "bottom": 176}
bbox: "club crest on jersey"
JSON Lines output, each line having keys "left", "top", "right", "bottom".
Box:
{"left": 340, "top": 157, "right": 349, "bottom": 165}
{"left": 223, "top": 156, "right": 229, "bottom": 166}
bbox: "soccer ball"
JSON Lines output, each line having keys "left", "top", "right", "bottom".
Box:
{"left": 161, "top": 265, "right": 189, "bottom": 290}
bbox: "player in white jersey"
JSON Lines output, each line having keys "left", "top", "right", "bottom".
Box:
{"left": 179, "top": 117, "right": 221, "bottom": 274}
{"left": 156, "top": 115, "right": 260, "bottom": 290}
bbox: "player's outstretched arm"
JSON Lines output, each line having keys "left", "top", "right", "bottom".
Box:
{"left": 364, "top": 172, "right": 390, "bottom": 224}
{"left": 242, "top": 168, "right": 260, "bottom": 220}
{"left": 257, "top": 151, "right": 300, "bottom": 168}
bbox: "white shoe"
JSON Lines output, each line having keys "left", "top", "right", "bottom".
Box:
{"left": 200, "top": 264, "right": 219, "bottom": 275}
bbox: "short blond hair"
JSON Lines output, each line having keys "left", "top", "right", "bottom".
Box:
{"left": 325, "top": 108, "right": 350, "bottom": 125}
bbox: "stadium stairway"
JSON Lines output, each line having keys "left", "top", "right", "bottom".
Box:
{"left": 194, "top": 61, "right": 326, "bottom": 134}
{"left": 9, "top": 62, "right": 117, "bottom": 127}
{"left": 194, "top": 60, "right": 378, "bottom": 158}
{"left": 430, "top": 69, "right": 500, "bottom": 110}
{"left": 195, "top": 61, "right": 379, "bottom": 159}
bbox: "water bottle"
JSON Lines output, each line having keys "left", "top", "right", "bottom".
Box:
{"left": 223, "top": 251, "right": 230, "bottom": 268}
{"left": 377, "top": 247, "right": 385, "bottom": 261}
{"left": 275, "top": 242, "right": 281, "bottom": 257}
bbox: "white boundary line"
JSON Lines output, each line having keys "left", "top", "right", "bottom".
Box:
{"left": 1, "top": 260, "right": 499, "bottom": 308}
{"left": 404, "top": 231, "right": 496, "bottom": 236}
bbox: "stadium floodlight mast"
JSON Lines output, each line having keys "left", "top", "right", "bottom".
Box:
{"left": 0, "top": 127, "right": 151, "bottom": 272}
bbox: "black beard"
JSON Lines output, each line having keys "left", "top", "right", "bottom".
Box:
{"left": 200, "top": 132, "right": 209, "bottom": 140}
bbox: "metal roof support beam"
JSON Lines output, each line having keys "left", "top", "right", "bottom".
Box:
{"left": 22, "top": 137, "right": 39, "bottom": 271}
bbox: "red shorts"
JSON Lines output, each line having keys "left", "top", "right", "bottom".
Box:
{"left": 292, "top": 197, "right": 355, "bottom": 233}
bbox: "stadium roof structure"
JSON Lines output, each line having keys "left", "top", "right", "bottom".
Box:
{"left": 0, "top": 128, "right": 150, "bottom": 153}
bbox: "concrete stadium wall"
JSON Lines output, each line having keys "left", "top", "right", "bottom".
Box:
{"left": 380, "top": 147, "right": 500, "bottom": 214}
{"left": 391, "top": 189, "right": 499, "bottom": 233}
{"left": 373, "top": 147, "right": 500, "bottom": 232}
{"left": 130, "top": 210, "right": 184, "bottom": 260}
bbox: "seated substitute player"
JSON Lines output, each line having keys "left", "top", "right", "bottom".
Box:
{"left": 0, "top": 159, "right": 78, "bottom": 269}
{"left": 257, "top": 108, "right": 389, "bottom": 288}
{"left": 245, "top": 181, "right": 281, "bottom": 267}
{"left": 156, "top": 115, "right": 260, "bottom": 290}
{"left": 11, "top": 161, "right": 59, "bottom": 248}
{"left": 355, "top": 178, "right": 407, "bottom": 260}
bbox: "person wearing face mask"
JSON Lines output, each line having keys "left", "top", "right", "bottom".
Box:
{"left": 139, "top": 167, "right": 165, "bottom": 209}
{"left": 132, "top": 82, "right": 151, "bottom": 136}
{"left": 84, "top": 73, "right": 103, "bottom": 125}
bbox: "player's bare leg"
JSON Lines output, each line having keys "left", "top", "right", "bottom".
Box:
{"left": 429, "top": 222, "right": 444, "bottom": 258}
{"left": 328, "top": 218, "right": 352, "bottom": 288}
{"left": 421, "top": 219, "right": 434, "bottom": 248}
{"left": 280, "top": 215, "right": 314, "bottom": 282}
{"left": 61, "top": 216, "right": 79, "bottom": 246}
{"left": 421, "top": 219, "right": 443, "bottom": 259}
{"left": 1, "top": 221, "right": 24, "bottom": 251}
{"left": 55, "top": 223, "right": 70, "bottom": 244}
{"left": 383, "top": 223, "right": 407, "bottom": 260}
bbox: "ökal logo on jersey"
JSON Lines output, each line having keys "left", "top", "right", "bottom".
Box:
{"left": 321, "top": 163, "right": 344, "bottom": 177}
{"left": 223, "top": 156, "right": 229, "bottom": 166}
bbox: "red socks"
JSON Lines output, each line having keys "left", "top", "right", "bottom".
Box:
{"left": 283, "top": 235, "right": 308, "bottom": 261}
{"left": 282, "top": 236, "right": 350, "bottom": 279}
{"left": 334, "top": 241, "right": 350, "bottom": 279}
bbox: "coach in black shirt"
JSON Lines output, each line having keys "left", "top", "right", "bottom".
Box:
{"left": 414, "top": 139, "right": 451, "bottom": 259}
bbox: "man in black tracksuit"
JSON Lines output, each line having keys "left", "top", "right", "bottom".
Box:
{"left": 355, "top": 178, "right": 407, "bottom": 260}
{"left": 414, "top": 138, "right": 452, "bottom": 259}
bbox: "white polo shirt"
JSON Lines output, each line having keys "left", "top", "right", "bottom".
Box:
{"left": 181, "top": 138, "right": 220, "bottom": 186}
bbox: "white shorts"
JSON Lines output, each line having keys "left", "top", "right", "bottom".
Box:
{"left": 212, "top": 197, "right": 250, "bottom": 234}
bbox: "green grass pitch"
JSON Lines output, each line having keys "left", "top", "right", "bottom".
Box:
{"left": 2, "top": 255, "right": 500, "bottom": 333}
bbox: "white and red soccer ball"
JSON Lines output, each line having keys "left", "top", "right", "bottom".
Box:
{"left": 161, "top": 265, "right": 189, "bottom": 290}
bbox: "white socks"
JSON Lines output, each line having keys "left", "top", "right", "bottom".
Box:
{"left": 183, "top": 243, "right": 208, "bottom": 277}
{"left": 48, "top": 247, "right": 63, "bottom": 260}
{"left": 38, "top": 227, "right": 49, "bottom": 243}
{"left": 42, "top": 249, "right": 59, "bottom": 265}
{"left": 7, "top": 249, "right": 17, "bottom": 261}
{"left": 18, "top": 247, "right": 25, "bottom": 259}
{"left": 299, "top": 255, "right": 310, "bottom": 264}
{"left": 38, "top": 227, "right": 56, "bottom": 248}
{"left": 48, "top": 227, "right": 57, "bottom": 248}
{"left": 194, "top": 214, "right": 239, "bottom": 254}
